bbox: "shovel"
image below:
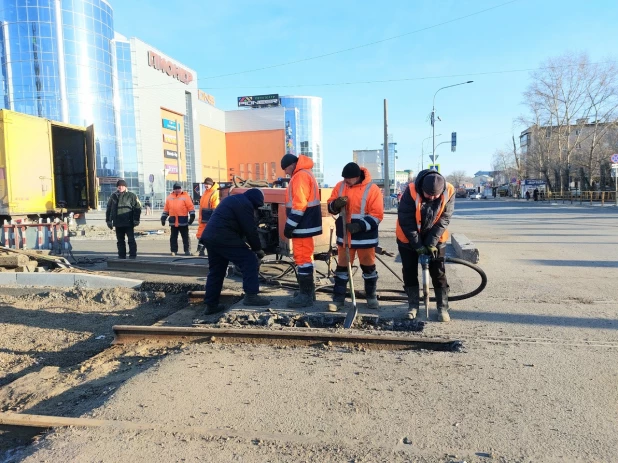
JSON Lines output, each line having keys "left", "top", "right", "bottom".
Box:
{"left": 341, "top": 209, "right": 357, "bottom": 329}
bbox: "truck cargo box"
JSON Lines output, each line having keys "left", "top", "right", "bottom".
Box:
{"left": 0, "top": 110, "right": 96, "bottom": 218}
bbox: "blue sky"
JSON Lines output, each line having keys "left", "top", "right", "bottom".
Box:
{"left": 112, "top": 0, "right": 617, "bottom": 185}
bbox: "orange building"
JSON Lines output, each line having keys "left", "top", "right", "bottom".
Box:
{"left": 197, "top": 105, "right": 286, "bottom": 185}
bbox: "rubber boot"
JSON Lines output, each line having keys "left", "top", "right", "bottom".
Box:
{"left": 196, "top": 243, "right": 205, "bottom": 256}
{"left": 287, "top": 273, "right": 314, "bottom": 308}
{"left": 435, "top": 287, "right": 451, "bottom": 322}
{"left": 364, "top": 274, "right": 379, "bottom": 310}
{"left": 294, "top": 274, "right": 316, "bottom": 301}
{"left": 243, "top": 293, "right": 270, "bottom": 307}
{"left": 203, "top": 303, "right": 226, "bottom": 316}
{"left": 405, "top": 286, "right": 420, "bottom": 319}
{"left": 327, "top": 275, "right": 347, "bottom": 312}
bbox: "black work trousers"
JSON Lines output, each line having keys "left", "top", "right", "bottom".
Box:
{"left": 115, "top": 226, "right": 136, "bottom": 258}
{"left": 204, "top": 246, "right": 259, "bottom": 305}
{"left": 170, "top": 226, "right": 190, "bottom": 253}
{"left": 398, "top": 244, "right": 448, "bottom": 289}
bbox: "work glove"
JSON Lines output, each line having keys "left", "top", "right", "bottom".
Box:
{"left": 283, "top": 226, "right": 294, "bottom": 239}
{"left": 255, "top": 249, "right": 266, "bottom": 260}
{"left": 331, "top": 196, "right": 348, "bottom": 213}
{"left": 188, "top": 214, "right": 195, "bottom": 225}
{"left": 106, "top": 221, "right": 113, "bottom": 230}
{"left": 133, "top": 221, "right": 140, "bottom": 227}
{"left": 415, "top": 246, "right": 428, "bottom": 255}
{"left": 427, "top": 245, "right": 439, "bottom": 259}
{"left": 161, "top": 217, "right": 167, "bottom": 226}
{"left": 347, "top": 222, "right": 363, "bottom": 235}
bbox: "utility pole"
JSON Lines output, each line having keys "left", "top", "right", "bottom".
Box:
{"left": 383, "top": 99, "right": 390, "bottom": 209}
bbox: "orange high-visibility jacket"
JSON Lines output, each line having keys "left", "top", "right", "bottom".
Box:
{"left": 328, "top": 167, "right": 384, "bottom": 249}
{"left": 162, "top": 191, "right": 195, "bottom": 227}
{"left": 396, "top": 171, "right": 455, "bottom": 247}
{"left": 284, "top": 155, "right": 323, "bottom": 238}
{"left": 196, "top": 183, "right": 220, "bottom": 239}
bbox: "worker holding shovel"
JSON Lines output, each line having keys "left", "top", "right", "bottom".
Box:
{"left": 327, "top": 162, "right": 384, "bottom": 313}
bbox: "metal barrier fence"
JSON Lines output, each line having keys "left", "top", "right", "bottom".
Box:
{"left": 546, "top": 191, "right": 617, "bottom": 205}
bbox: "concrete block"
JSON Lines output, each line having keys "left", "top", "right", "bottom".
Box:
{"left": 0, "top": 273, "right": 17, "bottom": 285}
{"left": 0, "top": 254, "right": 30, "bottom": 268}
{"left": 74, "top": 274, "right": 143, "bottom": 289}
{"left": 15, "top": 273, "right": 76, "bottom": 288}
{"left": 15, "top": 261, "right": 38, "bottom": 272}
{"left": 451, "top": 233, "right": 480, "bottom": 264}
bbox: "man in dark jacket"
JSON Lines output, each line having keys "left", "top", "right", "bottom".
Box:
{"left": 200, "top": 188, "right": 270, "bottom": 314}
{"left": 395, "top": 170, "right": 455, "bottom": 322}
{"left": 105, "top": 179, "right": 141, "bottom": 259}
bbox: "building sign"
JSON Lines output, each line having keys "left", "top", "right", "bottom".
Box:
{"left": 237, "top": 94, "right": 280, "bottom": 108}
{"left": 98, "top": 177, "right": 121, "bottom": 185}
{"left": 148, "top": 51, "right": 193, "bottom": 85}
{"left": 198, "top": 90, "right": 216, "bottom": 106}
{"left": 165, "top": 164, "right": 179, "bottom": 175}
{"left": 523, "top": 179, "right": 545, "bottom": 186}
{"left": 164, "top": 150, "right": 178, "bottom": 159}
{"left": 163, "top": 134, "right": 177, "bottom": 144}
{"left": 162, "top": 119, "right": 178, "bottom": 130}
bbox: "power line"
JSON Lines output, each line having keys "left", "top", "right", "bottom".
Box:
{"left": 199, "top": 0, "right": 521, "bottom": 81}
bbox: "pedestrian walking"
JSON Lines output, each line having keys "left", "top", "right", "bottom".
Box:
{"left": 144, "top": 197, "right": 152, "bottom": 216}
{"left": 280, "top": 153, "right": 323, "bottom": 308}
{"left": 533, "top": 188, "right": 539, "bottom": 201}
{"left": 327, "top": 162, "right": 383, "bottom": 312}
{"left": 525, "top": 190, "right": 531, "bottom": 201}
{"left": 200, "top": 189, "right": 269, "bottom": 314}
{"left": 105, "top": 179, "right": 141, "bottom": 259}
{"left": 196, "top": 177, "right": 220, "bottom": 256}
{"left": 396, "top": 170, "right": 455, "bottom": 322}
{"left": 161, "top": 183, "right": 195, "bottom": 256}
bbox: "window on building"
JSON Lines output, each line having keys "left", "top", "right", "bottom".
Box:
{"left": 247, "top": 163, "right": 253, "bottom": 180}
{"left": 271, "top": 162, "right": 276, "bottom": 180}
{"left": 255, "top": 163, "right": 260, "bottom": 180}
{"left": 239, "top": 164, "right": 244, "bottom": 179}
{"left": 263, "top": 163, "right": 268, "bottom": 181}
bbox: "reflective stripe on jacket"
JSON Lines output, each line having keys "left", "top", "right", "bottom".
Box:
{"left": 162, "top": 191, "right": 195, "bottom": 227}
{"left": 396, "top": 171, "right": 455, "bottom": 247}
{"left": 327, "top": 167, "right": 383, "bottom": 249}
{"left": 284, "top": 155, "right": 323, "bottom": 238}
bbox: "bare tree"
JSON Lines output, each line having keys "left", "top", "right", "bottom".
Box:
{"left": 521, "top": 53, "right": 618, "bottom": 192}
{"left": 445, "top": 170, "right": 470, "bottom": 188}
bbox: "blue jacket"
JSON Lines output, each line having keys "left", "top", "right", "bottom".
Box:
{"left": 201, "top": 189, "right": 264, "bottom": 251}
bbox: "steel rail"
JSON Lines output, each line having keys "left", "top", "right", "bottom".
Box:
{"left": 113, "top": 325, "right": 462, "bottom": 351}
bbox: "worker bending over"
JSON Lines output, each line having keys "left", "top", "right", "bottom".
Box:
{"left": 200, "top": 188, "right": 269, "bottom": 315}
{"left": 327, "top": 162, "right": 383, "bottom": 311}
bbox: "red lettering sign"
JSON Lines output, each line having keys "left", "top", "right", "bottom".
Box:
{"left": 147, "top": 51, "right": 193, "bottom": 85}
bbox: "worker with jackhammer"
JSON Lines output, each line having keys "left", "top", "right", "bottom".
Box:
{"left": 200, "top": 188, "right": 269, "bottom": 315}
{"left": 196, "top": 177, "right": 219, "bottom": 256}
{"left": 280, "top": 153, "right": 323, "bottom": 308}
{"left": 161, "top": 183, "right": 195, "bottom": 256}
{"left": 396, "top": 170, "right": 455, "bottom": 322}
{"left": 327, "top": 162, "right": 384, "bottom": 312}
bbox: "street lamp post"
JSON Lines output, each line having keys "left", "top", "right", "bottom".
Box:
{"left": 432, "top": 81, "right": 473, "bottom": 164}
{"left": 422, "top": 134, "right": 441, "bottom": 170}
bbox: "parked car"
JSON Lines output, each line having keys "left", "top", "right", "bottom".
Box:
{"left": 470, "top": 192, "right": 482, "bottom": 200}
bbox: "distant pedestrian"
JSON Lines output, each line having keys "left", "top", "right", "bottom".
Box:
{"left": 161, "top": 183, "right": 195, "bottom": 256}
{"left": 525, "top": 191, "right": 531, "bottom": 201}
{"left": 533, "top": 188, "right": 539, "bottom": 201}
{"left": 144, "top": 197, "right": 152, "bottom": 216}
{"left": 106, "top": 179, "right": 141, "bottom": 259}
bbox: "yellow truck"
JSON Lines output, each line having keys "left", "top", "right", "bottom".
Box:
{"left": 0, "top": 109, "right": 97, "bottom": 220}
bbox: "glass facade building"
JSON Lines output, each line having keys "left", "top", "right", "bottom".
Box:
{"left": 280, "top": 96, "right": 323, "bottom": 185}
{"left": 0, "top": 0, "right": 121, "bottom": 198}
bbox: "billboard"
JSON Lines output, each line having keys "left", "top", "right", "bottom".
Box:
{"left": 198, "top": 90, "right": 216, "bottom": 106}
{"left": 164, "top": 150, "right": 178, "bottom": 159}
{"left": 238, "top": 94, "right": 280, "bottom": 108}
{"left": 165, "top": 164, "right": 179, "bottom": 175}
{"left": 162, "top": 119, "right": 178, "bottom": 130}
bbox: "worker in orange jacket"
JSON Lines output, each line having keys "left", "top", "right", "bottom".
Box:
{"left": 161, "top": 183, "right": 195, "bottom": 256}
{"left": 327, "top": 162, "right": 384, "bottom": 312}
{"left": 196, "top": 177, "right": 219, "bottom": 256}
{"left": 280, "top": 153, "right": 323, "bottom": 308}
